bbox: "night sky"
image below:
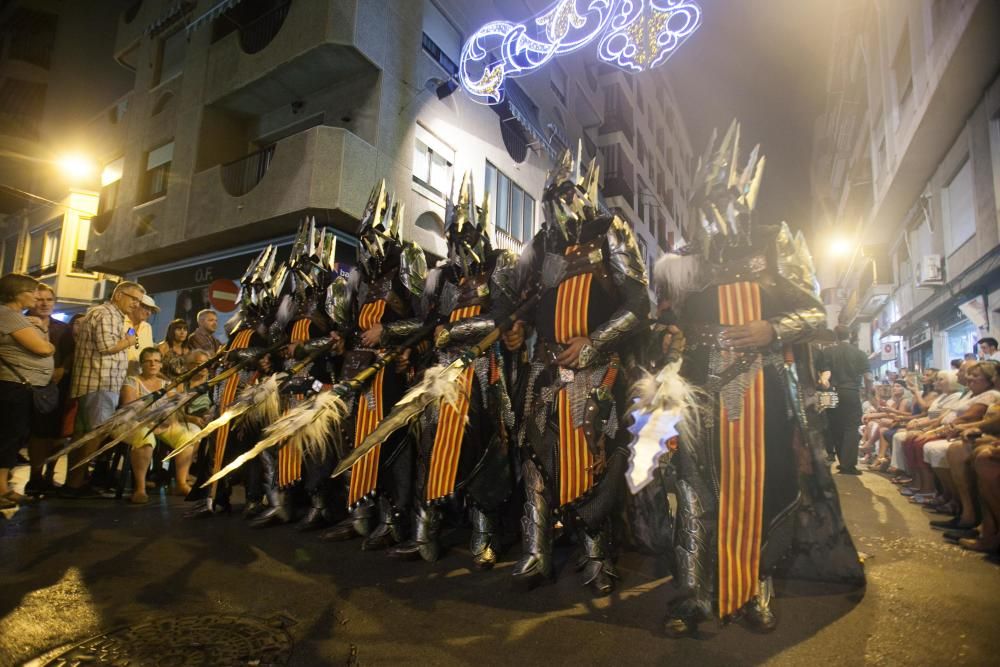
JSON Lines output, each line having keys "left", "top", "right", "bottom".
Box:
{"left": 666, "top": 0, "right": 836, "bottom": 238}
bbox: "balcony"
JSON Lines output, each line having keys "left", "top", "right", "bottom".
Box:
{"left": 204, "top": 0, "right": 380, "bottom": 116}
{"left": 603, "top": 174, "right": 635, "bottom": 211}
{"left": 493, "top": 227, "right": 525, "bottom": 256}
{"left": 845, "top": 259, "right": 894, "bottom": 324}
{"left": 185, "top": 124, "right": 376, "bottom": 251}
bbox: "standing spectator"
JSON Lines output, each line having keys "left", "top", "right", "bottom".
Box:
{"left": 188, "top": 309, "right": 221, "bottom": 354}
{"left": 25, "top": 284, "right": 73, "bottom": 495}
{"left": 817, "top": 325, "right": 873, "bottom": 475}
{"left": 64, "top": 281, "right": 144, "bottom": 497}
{"left": 0, "top": 274, "right": 55, "bottom": 507}
{"left": 126, "top": 294, "right": 158, "bottom": 376}
{"left": 977, "top": 337, "right": 1000, "bottom": 361}
{"left": 157, "top": 319, "right": 191, "bottom": 380}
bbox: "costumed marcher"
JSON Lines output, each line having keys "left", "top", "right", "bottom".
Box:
{"left": 636, "top": 122, "right": 864, "bottom": 637}
{"left": 385, "top": 173, "right": 517, "bottom": 567}
{"left": 251, "top": 218, "right": 342, "bottom": 529}
{"left": 320, "top": 181, "right": 427, "bottom": 550}
{"left": 490, "top": 149, "right": 650, "bottom": 596}
{"left": 186, "top": 246, "right": 287, "bottom": 518}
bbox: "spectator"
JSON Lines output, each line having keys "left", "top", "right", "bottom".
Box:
{"left": 817, "top": 325, "right": 872, "bottom": 475}
{"left": 120, "top": 347, "right": 168, "bottom": 504}
{"left": 0, "top": 273, "right": 55, "bottom": 507}
{"left": 977, "top": 337, "right": 1000, "bottom": 361}
{"left": 157, "top": 319, "right": 191, "bottom": 380}
{"left": 126, "top": 294, "right": 158, "bottom": 376}
{"left": 951, "top": 358, "right": 963, "bottom": 370}
{"left": 25, "top": 284, "right": 73, "bottom": 496}
{"left": 188, "top": 309, "right": 222, "bottom": 354}
{"left": 65, "top": 281, "right": 144, "bottom": 497}
{"left": 156, "top": 349, "right": 214, "bottom": 496}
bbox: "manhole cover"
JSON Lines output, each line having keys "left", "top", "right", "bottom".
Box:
{"left": 39, "top": 614, "right": 294, "bottom": 666}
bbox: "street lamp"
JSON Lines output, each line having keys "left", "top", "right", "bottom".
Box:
{"left": 56, "top": 154, "right": 97, "bottom": 182}
{"left": 829, "top": 236, "right": 853, "bottom": 258}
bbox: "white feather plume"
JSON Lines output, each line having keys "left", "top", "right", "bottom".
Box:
{"left": 653, "top": 252, "right": 701, "bottom": 308}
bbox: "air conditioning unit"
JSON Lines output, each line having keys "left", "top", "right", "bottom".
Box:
{"left": 917, "top": 255, "right": 944, "bottom": 286}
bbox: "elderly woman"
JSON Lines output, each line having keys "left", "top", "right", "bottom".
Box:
{"left": 0, "top": 273, "right": 55, "bottom": 508}
{"left": 120, "top": 347, "right": 167, "bottom": 504}
{"left": 154, "top": 349, "right": 214, "bottom": 495}
{"left": 861, "top": 380, "right": 913, "bottom": 465}
{"left": 887, "top": 369, "right": 964, "bottom": 481}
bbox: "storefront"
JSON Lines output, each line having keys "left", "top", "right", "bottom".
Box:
{"left": 128, "top": 231, "right": 358, "bottom": 343}
{"left": 907, "top": 326, "right": 934, "bottom": 372}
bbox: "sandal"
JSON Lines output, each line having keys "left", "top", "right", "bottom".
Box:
{"left": 2, "top": 490, "right": 35, "bottom": 505}
{"left": 892, "top": 476, "right": 913, "bottom": 485}
{"left": 958, "top": 538, "right": 1000, "bottom": 553}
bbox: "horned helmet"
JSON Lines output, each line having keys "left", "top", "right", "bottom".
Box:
{"left": 444, "top": 171, "right": 493, "bottom": 278}
{"left": 685, "top": 120, "right": 765, "bottom": 258}
{"left": 230, "top": 244, "right": 288, "bottom": 334}
{"left": 356, "top": 179, "right": 401, "bottom": 277}
{"left": 287, "top": 216, "right": 337, "bottom": 312}
{"left": 541, "top": 141, "right": 602, "bottom": 241}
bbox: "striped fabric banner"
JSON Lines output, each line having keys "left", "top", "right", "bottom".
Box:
{"left": 557, "top": 387, "right": 594, "bottom": 506}
{"left": 211, "top": 328, "right": 254, "bottom": 478}
{"left": 716, "top": 281, "right": 766, "bottom": 618}
{"left": 277, "top": 319, "right": 312, "bottom": 487}
{"left": 424, "top": 305, "right": 481, "bottom": 502}
{"left": 554, "top": 268, "right": 593, "bottom": 343}
{"left": 346, "top": 299, "right": 388, "bottom": 507}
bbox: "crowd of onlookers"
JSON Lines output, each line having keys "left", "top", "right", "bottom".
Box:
{"left": 0, "top": 272, "right": 224, "bottom": 509}
{"left": 833, "top": 335, "right": 1000, "bottom": 560}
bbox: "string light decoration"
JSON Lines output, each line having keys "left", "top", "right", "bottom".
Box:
{"left": 460, "top": 0, "right": 702, "bottom": 104}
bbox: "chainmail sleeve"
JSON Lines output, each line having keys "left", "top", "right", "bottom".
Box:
{"left": 589, "top": 217, "right": 650, "bottom": 352}
{"left": 768, "top": 223, "right": 827, "bottom": 345}
{"left": 441, "top": 250, "right": 518, "bottom": 344}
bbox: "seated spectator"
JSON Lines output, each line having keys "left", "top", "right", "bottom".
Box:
{"left": 188, "top": 309, "right": 221, "bottom": 354}
{"left": 120, "top": 347, "right": 167, "bottom": 504}
{"left": 155, "top": 349, "right": 215, "bottom": 496}
{"left": 157, "top": 319, "right": 191, "bottom": 380}
{"left": 0, "top": 273, "right": 55, "bottom": 507}
{"left": 970, "top": 431, "right": 1000, "bottom": 555}
{"left": 978, "top": 337, "right": 1000, "bottom": 361}
{"left": 887, "top": 370, "right": 963, "bottom": 480}
{"left": 860, "top": 381, "right": 913, "bottom": 464}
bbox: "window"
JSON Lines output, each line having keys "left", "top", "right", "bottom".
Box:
{"left": 99, "top": 156, "right": 124, "bottom": 214}
{"left": 412, "top": 125, "right": 454, "bottom": 197}
{"left": 484, "top": 161, "right": 535, "bottom": 241}
{"left": 27, "top": 221, "right": 60, "bottom": 276}
{"left": 421, "top": 0, "right": 461, "bottom": 76}
{"left": 550, "top": 60, "right": 568, "bottom": 106}
{"left": 142, "top": 141, "right": 174, "bottom": 202}
{"left": 892, "top": 27, "right": 912, "bottom": 109}
{"left": 943, "top": 158, "right": 975, "bottom": 254}
{"left": 154, "top": 29, "right": 186, "bottom": 86}
{"left": 73, "top": 217, "right": 91, "bottom": 272}
{"left": 1, "top": 235, "right": 18, "bottom": 274}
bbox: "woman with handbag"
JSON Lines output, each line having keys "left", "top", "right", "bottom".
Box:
{"left": 0, "top": 273, "right": 55, "bottom": 508}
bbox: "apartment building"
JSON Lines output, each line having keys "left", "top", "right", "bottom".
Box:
{"left": 0, "top": 0, "right": 132, "bottom": 313}
{"left": 812, "top": 0, "right": 1000, "bottom": 374}
{"left": 79, "top": 0, "right": 693, "bottom": 339}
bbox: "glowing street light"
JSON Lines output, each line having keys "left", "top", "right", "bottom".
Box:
{"left": 829, "top": 237, "right": 853, "bottom": 258}
{"left": 56, "top": 154, "right": 96, "bottom": 182}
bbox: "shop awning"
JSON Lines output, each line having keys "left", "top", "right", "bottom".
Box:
{"left": 145, "top": 1, "right": 194, "bottom": 36}
{"left": 185, "top": 0, "right": 245, "bottom": 35}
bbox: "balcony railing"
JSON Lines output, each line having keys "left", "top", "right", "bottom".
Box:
{"left": 604, "top": 174, "right": 635, "bottom": 209}
{"left": 221, "top": 144, "right": 276, "bottom": 196}
{"left": 239, "top": 1, "right": 291, "bottom": 54}
{"left": 493, "top": 227, "right": 525, "bottom": 256}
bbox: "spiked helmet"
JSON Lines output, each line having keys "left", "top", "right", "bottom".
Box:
{"left": 444, "top": 171, "right": 493, "bottom": 278}
{"left": 356, "top": 179, "right": 399, "bottom": 277}
{"left": 541, "top": 141, "right": 602, "bottom": 240}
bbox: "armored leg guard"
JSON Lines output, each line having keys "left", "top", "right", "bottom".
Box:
{"left": 245, "top": 450, "right": 276, "bottom": 519}
{"left": 249, "top": 487, "right": 293, "bottom": 528}
{"left": 298, "top": 491, "right": 334, "bottom": 531}
{"left": 576, "top": 526, "right": 618, "bottom": 597}
{"left": 320, "top": 501, "right": 373, "bottom": 542}
{"left": 362, "top": 497, "right": 408, "bottom": 551}
{"left": 664, "top": 461, "right": 714, "bottom": 637}
{"left": 469, "top": 506, "right": 499, "bottom": 570}
{"left": 741, "top": 576, "right": 777, "bottom": 634}
{"left": 512, "top": 460, "right": 552, "bottom": 590}
{"left": 387, "top": 505, "right": 442, "bottom": 562}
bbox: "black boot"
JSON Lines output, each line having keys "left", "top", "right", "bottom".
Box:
{"left": 321, "top": 503, "right": 372, "bottom": 541}
{"left": 298, "top": 492, "right": 333, "bottom": 531}
{"left": 742, "top": 577, "right": 777, "bottom": 633}
{"left": 387, "top": 505, "right": 442, "bottom": 562}
{"left": 362, "top": 498, "right": 408, "bottom": 551}
{"left": 511, "top": 462, "right": 552, "bottom": 590}
{"left": 249, "top": 488, "right": 292, "bottom": 528}
{"left": 469, "top": 506, "right": 499, "bottom": 570}
{"left": 576, "top": 527, "right": 618, "bottom": 597}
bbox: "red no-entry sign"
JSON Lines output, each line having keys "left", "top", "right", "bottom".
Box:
{"left": 208, "top": 279, "right": 240, "bottom": 312}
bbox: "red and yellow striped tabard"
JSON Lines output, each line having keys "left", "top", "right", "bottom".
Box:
{"left": 277, "top": 318, "right": 312, "bottom": 487}
{"left": 425, "top": 305, "right": 480, "bottom": 502}
{"left": 347, "top": 299, "right": 388, "bottom": 507}
{"left": 210, "top": 328, "right": 254, "bottom": 487}
{"left": 716, "top": 281, "right": 766, "bottom": 618}
{"left": 554, "top": 246, "right": 595, "bottom": 507}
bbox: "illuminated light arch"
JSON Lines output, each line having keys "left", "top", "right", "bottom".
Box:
{"left": 460, "top": 0, "right": 702, "bottom": 104}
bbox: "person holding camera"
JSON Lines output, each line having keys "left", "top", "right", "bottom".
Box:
{"left": 63, "top": 281, "right": 146, "bottom": 497}
{"left": 0, "top": 274, "right": 55, "bottom": 507}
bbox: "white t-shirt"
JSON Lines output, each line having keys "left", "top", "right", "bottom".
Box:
{"left": 942, "top": 389, "right": 1000, "bottom": 424}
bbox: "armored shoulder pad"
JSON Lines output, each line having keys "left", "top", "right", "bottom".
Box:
{"left": 607, "top": 216, "right": 649, "bottom": 286}
{"left": 775, "top": 222, "right": 821, "bottom": 299}
{"left": 399, "top": 241, "right": 428, "bottom": 297}
{"left": 325, "top": 273, "right": 354, "bottom": 329}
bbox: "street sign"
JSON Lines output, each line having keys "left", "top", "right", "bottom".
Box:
{"left": 208, "top": 279, "right": 239, "bottom": 312}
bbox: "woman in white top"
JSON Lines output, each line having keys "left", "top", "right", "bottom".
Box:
{"left": 120, "top": 347, "right": 167, "bottom": 504}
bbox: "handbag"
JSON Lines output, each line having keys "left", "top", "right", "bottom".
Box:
{"left": 0, "top": 355, "right": 59, "bottom": 414}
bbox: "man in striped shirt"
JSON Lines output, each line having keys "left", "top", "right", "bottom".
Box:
{"left": 64, "top": 281, "right": 145, "bottom": 496}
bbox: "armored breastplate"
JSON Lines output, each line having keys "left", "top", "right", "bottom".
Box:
{"left": 541, "top": 235, "right": 609, "bottom": 290}
{"left": 359, "top": 269, "right": 407, "bottom": 317}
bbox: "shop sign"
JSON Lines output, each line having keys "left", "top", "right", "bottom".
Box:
{"left": 909, "top": 326, "right": 932, "bottom": 348}
{"left": 881, "top": 342, "right": 897, "bottom": 361}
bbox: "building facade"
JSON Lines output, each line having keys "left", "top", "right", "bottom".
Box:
{"left": 78, "top": 0, "right": 693, "bottom": 340}
{"left": 812, "top": 0, "right": 1000, "bottom": 376}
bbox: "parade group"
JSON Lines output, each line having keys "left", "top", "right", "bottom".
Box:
{"left": 11, "top": 125, "right": 869, "bottom": 637}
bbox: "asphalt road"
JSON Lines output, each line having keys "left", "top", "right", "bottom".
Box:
{"left": 1, "top": 467, "right": 997, "bottom": 666}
